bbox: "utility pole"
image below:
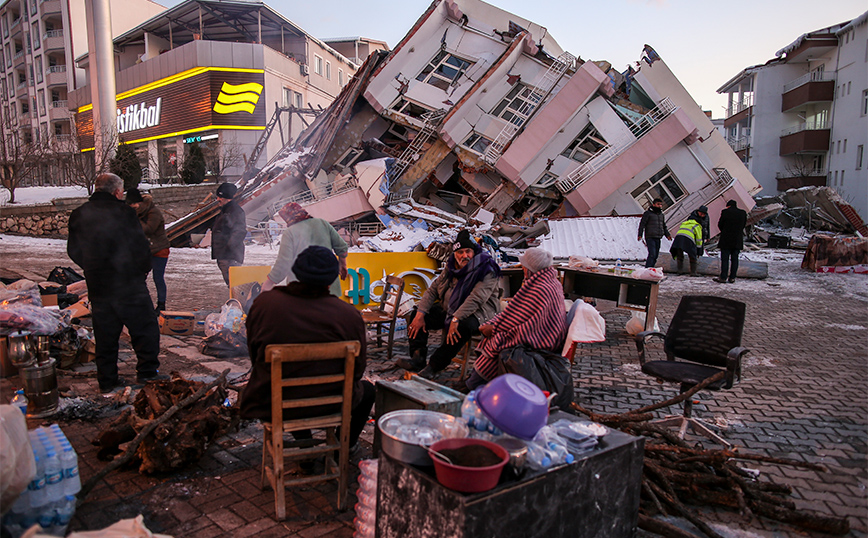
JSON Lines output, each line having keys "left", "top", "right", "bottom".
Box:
{"left": 85, "top": 0, "right": 117, "bottom": 167}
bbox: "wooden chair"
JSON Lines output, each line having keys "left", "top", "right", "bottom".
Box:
{"left": 452, "top": 334, "right": 483, "bottom": 381}
{"left": 260, "top": 341, "right": 360, "bottom": 520}
{"left": 361, "top": 275, "right": 405, "bottom": 360}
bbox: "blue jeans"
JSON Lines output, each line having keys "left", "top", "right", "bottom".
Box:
{"left": 720, "top": 249, "right": 740, "bottom": 281}
{"left": 645, "top": 237, "right": 662, "bottom": 268}
{"left": 151, "top": 255, "right": 168, "bottom": 304}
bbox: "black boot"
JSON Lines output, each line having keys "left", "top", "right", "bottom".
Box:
{"left": 689, "top": 259, "right": 699, "bottom": 276}
{"left": 397, "top": 350, "right": 426, "bottom": 372}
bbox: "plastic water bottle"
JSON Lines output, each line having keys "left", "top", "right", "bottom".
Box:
{"left": 28, "top": 453, "right": 47, "bottom": 509}
{"left": 37, "top": 500, "right": 56, "bottom": 530}
{"left": 59, "top": 442, "right": 81, "bottom": 495}
{"left": 11, "top": 389, "right": 28, "bottom": 415}
{"left": 526, "top": 442, "right": 552, "bottom": 470}
{"left": 53, "top": 495, "right": 75, "bottom": 536}
{"left": 615, "top": 258, "right": 622, "bottom": 275}
{"left": 43, "top": 449, "right": 64, "bottom": 503}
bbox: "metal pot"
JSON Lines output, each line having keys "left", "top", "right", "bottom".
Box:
{"left": 378, "top": 409, "right": 468, "bottom": 466}
{"left": 7, "top": 331, "right": 35, "bottom": 367}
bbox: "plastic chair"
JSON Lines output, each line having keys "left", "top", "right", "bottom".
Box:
{"left": 635, "top": 295, "right": 748, "bottom": 446}
{"left": 260, "top": 341, "right": 359, "bottom": 519}
{"left": 361, "top": 275, "right": 404, "bottom": 360}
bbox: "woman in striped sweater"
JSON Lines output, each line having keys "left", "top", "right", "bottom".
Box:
{"left": 467, "top": 248, "right": 567, "bottom": 390}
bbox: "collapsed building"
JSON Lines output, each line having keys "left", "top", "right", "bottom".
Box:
{"left": 169, "top": 0, "right": 763, "bottom": 246}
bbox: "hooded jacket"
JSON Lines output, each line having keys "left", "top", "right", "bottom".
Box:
{"left": 134, "top": 194, "right": 170, "bottom": 254}
{"left": 638, "top": 206, "right": 669, "bottom": 239}
{"left": 211, "top": 199, "right": 246, "bottom": 262}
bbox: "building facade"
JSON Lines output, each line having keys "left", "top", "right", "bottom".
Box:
{"left": 67, "top": 0, "right": 358, "bottom": 184}
{"left": 718, "top": 11, "right": 867, "bottom": 219}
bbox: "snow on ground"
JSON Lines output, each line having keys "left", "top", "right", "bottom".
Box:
{"left": 0, "top": 186, "right": 91, "bottom": 206}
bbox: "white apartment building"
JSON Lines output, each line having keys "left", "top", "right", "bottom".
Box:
{"left": 0, "top": 0, "right": 165, "bottom": 186}
{"left": 718, "top": 11, "right": 867, "bottom": 219}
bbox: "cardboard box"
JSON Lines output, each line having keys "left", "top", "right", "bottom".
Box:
{"left": 41, "top": 294, "right": 59, "bottom": 307}
{"left": 159, "top": 311, "right": 196, "bottom": 336}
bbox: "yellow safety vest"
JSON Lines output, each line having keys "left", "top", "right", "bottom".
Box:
{"left": 676, "top": 219, "right": 703, "bottom": 247}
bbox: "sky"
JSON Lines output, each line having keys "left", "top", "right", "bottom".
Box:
{"left": 153, "top": 0, "right": 865, "bottom": 117}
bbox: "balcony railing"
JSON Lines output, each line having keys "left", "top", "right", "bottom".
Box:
{"left": 726, "top": 94, "right": 753, "bottom": 117}
{"left": 267, "top": 177, "right": 360, "bottom": 217}
{"left": 556, "top": 97, "right": 677, "bottom": 193}
{"left": 10, "top": 18, "right": 21, "bottom": 30}
{"left": 781, "top": 119, "right": 829, "bottom": 137}
{"left": 50, "top": 100, "right": 66, "bottom": 108}
{"left": 727, "top": 136, "right": 750, "bottom": 152}
{"left": 783, "top": 71, "right": 836, "bottom": 94}
{"left": 43, "top": 29, "right": 63, "bottom": 40}
{"left": 775, "top": 168, "right": 826, "bottom": 179}
{"left": 46, "top": 65, "right": 65, "bottom": 73}
{"left": 13, "top": 50, "right": 25, "bottom": 60}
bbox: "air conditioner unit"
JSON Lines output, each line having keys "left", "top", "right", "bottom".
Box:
{"left": 301, "top": 64, "right": 309, "bottom": 76}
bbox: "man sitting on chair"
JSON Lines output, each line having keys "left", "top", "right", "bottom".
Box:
{"left": 240, "top": 246, "right": 375, "bottom": 451}
{"left": 467, "top": 248, "right": 567, "bottom": 390}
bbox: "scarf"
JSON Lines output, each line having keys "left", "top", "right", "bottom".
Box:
{"left": 278, "top": 202, "right": 312, "bottom": 226}
{"left": 445, "top": 246, "right": 500, "bottom": 317}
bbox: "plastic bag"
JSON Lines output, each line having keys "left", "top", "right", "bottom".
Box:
{"left": 498, "top": 345, "right": 574, "bottom": 411}
{"left": 47, "top": 267, "right": 85, "bottom": 286}
{"left": 205, "top": 299, "right": 245, "bottom": 337}
{"left": 0, "top": 283, "right": 43, "bottom": 308}
{"left": 630, "top": 267, "right": 664, "bottom": 281}
{"left": 625, "top": 311, "right": 659, "bottom": 335}
{"left": 0, "top": 305, "right": 65, "bottom": 335}
{"left": 198, "top": 331, "right": 248, "bottom": 358}
{"left": 0, "top": 404, "right": 36, "bottom": 516}
{"left": 567, "top": 255, "right": 598, "bottom": 269}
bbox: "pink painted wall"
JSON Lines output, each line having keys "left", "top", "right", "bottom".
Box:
{"left": 496, "top": 61, "right": 610, "bottom": 184}
{"left": 565, "top": 108, "right": 697, "bottom": 215}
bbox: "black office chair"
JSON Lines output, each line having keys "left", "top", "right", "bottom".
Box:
{"left": 635, "top": 295, "right": 748, "bottom": 446}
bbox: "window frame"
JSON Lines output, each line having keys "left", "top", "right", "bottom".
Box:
{"left": 415, "top": 50, "right": 473, "bottom": 91}
{"left": 631, "top": 166, "right": 686, "bottom": 210}
{"left": 461, "top": 132, "right": 493, "bottom": 155}
{"left": 490, "top": 83, "right": 540, "bottom": 128}
{"left": 314, "top": 54, "right": 323, "bottom": 76}
{"left": 561, "top": 124, "right": 608, "bottom": 163}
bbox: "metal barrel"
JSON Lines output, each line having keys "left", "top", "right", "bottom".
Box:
{"left": 21, "top": 358, "right": 59, "bottom": 418}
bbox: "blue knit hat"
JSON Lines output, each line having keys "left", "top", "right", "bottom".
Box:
{"left": 292, "top": 246, "right": 339, "bottom": 286}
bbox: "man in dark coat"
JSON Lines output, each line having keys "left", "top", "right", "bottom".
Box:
{"left": 637, "top": 199, "right": 671, "bottom": 268}
{"left": 714, "top": 200, "right": 748, "bottom": 283}
{"left": 241, "top": 246, "right": 375, "bottom": 450}
{"left": 211, "top": 183, "right": 246, "bottom": 286}
{"left": 67, "top": 173, "right": 164, "bottom": 393}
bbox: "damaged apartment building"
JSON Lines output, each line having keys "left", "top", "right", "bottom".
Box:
{"left": 172, "top": 0, "right": 762, "bottom": 243}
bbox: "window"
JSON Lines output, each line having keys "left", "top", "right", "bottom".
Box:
{"left": 30, "top": 0, "right": 36, "bottom": 16}
{"left": 857, "top": 145, "right": 864, "bottom": 170}
{"left": 843, "top": 139, "right": 847, "bottom": 153}
{"left": 31, "top": 23, "right": 38, "bottom": 50}
{"left": 326, "top": 61, "right": 331, "bottom": 80}
{"left": 833, "top": 170, "right": 838, "bottom": 185}
{"left": 314, "top": 55, "right": 323, "bottom": 75}
{"left": 282, "top": 87, "right": 291, "bottom": 107}
{"left": 2, "top": 18, "right": 7, "bottom": 39}
{"left": 338, "top": 69, "right": 344, "bottom": 87}
{"left": 862, "top": 90, "right": 868, "bottom": 116}
{"left": 7, "top": 74, "right": 13, "bottom": 97}
{"left": 5, "top": 45, "right": 11, "bottom": 67}
{"left": 37, "top": 89, "right": 44, "bottom": 115}
{"left": 461, "top": 132, "right": 492, "bottom": 154}
{"left": 840, "top": 170, "right": 844, "bottom": 186}
{"left": 416, "top": 51, "right": 473, "bottom": 90}
{"left": 294, "top": 91, "right": 303, "bottom": 108}
{"left": 25, "top": 32, "right": 30, "bottom": 54}
{"left": 34, "top": 55, "right": 41, "bottom": 83}
{"left": 390, "top": 97, "right": 433, "bottom": 120}
{"left": 490, "top": 83, "right": 540, "bottom": 127}
{"left": 535, "top": 171, "right": 559, "bottom": 188}
{"left": 837, "top": 140, "right": 841, "bottom": 154}
{"left": 631, "top": 166, "right": 686, "bottom": 210}
{"left": 561, "top": 124, "right": 607, "bottom": 163}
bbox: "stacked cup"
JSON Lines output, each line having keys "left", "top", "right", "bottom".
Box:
{"left": 353, "top": 459, "right": 379, "bottom": 538}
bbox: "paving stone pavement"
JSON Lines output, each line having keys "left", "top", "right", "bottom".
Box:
{"left": 3, "top": 256, "right": 866, "bottom": 538}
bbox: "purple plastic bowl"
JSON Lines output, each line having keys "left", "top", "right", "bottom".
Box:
{"left": 477, "top": 374, "right": 548, "bottom": 440}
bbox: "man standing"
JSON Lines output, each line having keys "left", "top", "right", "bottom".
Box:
{"left": 241, "top": 246, "right": 375, "bottom": 451}
{"left": 401, "top": 230, "right": 501, "bottom": 379}
{"left": 638, "top": 199, "right": 671, "bottom": 268}
{"left": 714, "top": 200, "right": 748, "bottom": 283}
{"left": 67, "top": 173, "right": 164, "bottom": 393}
{"left": 211, "top": 183, "right": 246, "bottom": 286}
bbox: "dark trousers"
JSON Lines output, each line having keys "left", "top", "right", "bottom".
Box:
{"left": 644, "top": 237, "right": 662, "bottom": 268}
{"left": 409, "top": 303, "right": 480, "bottom": 371}
{"left": 293, "top": 380, "right": 376, "bottom": 447}
{"left": 91, "top": 289, "right": 161, "bottom": 389}
{"left": 719, "top": 249, "right": 740, "bottom": 280}
{"left": 151, "top": 255, "right": 168, "bottom": 304}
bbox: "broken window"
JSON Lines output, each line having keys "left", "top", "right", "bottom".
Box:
{"left": 561, "top": 125, "right": 607, "bottom": 163}
{"left": 416, "top": 51, "right": 473, "bottom": 90}
{"left": 534, "top": 171, "right": 559, "bottom": 188}
{"left": 462, "top": 132, "right": 492, "bottom": 154}
{"left": 390, "top": 97, "right": 434, "bottom": 120}
{"left": 631, "top": 166, "right": 685, "bottom": 210}
{"left": 385, "top": 122, "right": 410, "bottom": 142}
{"left": 491, "top": 83, "right": 539, "bottom": 127}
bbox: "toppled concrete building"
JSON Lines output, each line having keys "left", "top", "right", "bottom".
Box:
{"left": 169, "top": 0, "right": 763, "bottom": 244}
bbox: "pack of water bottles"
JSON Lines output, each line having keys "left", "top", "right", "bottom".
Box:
{"left": 2, "top": 424, "right": 80, "bottom": 538}
{"left": 460, "top": 389, "right": 503, "bottom": 437}
{"left": 353, "top": 459, "right": 378, "bottom": 538}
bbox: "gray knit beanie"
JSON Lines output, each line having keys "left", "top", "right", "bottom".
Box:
{"left": 519, "top": 248, "right": 553, "bottom": 274}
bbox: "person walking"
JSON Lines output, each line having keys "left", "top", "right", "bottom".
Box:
{"left": 211, "top": 183, "right": 246, "bottom": 287}
{"left": 126, "top": 188, "right": 170, "bottom": 312}
{"left": 669, "top": 209, "right": 706, "bottom": 276}
{"left": 67, "top": 173, "right": 165, "bottom": 393}
{"left": 261, "top": 202, "right": 348, "bottom": 297}
{"left": 637, "top": 199, "right": 671, "bottom": 268}
{"left": 714, "top": 200, "right": 748, "bottom": 283}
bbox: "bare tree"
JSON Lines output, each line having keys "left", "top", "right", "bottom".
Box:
{"left": 0, "top": 105, "right": 52, "bottom": 203}
{"left": 201, "top": 135, "right": 247, "bottom": 183}
{"left": 54, "top": 123, "right": 117, "bottom": 195}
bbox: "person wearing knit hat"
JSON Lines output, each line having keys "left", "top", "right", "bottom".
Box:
{"left": 261, "top": 202, "right": 349, "bottom": 296}
{"left": 714, "top": 199, "right": 747, "bottom": 284}
{"left": 468, "top": 247, "right": 567, "bottom": 390}
{"left": 127, "top": 188, "right": 170, "bottom": 312}
{"left": 400, "top": 229, "right": 501, "bottom": 379}
{"left": 211, "top": 183, "right": 246, "bottom": 286}
{"left": 241, "top": 245, "right": 375, "bottom": 453}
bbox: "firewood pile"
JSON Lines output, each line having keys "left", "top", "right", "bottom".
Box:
{"left": 572, "top": 375, "right": 851, "bottom": 537}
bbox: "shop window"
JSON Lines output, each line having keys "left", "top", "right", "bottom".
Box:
{"left": 416, "top": 51, "right": 473, "bottom": 90}
{"left": 390, "top": 97, "right": 433, "bottom": 120}
{"left": 631, "top": 166, "right": 686, "bottom": 210}
{"left": 561, "top": 124, "right": 607, "bottom": 163}
{"left": 491, "top": 83, "right": 540, "bottom": 127}
{"left": 461, "top": 132, "right": 492, "bottom": 155}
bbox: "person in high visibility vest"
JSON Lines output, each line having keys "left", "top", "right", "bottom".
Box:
{"left": 669, "top": 208, "right": 707, "bottom": 276}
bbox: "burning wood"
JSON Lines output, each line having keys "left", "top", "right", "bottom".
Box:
{"left": 571, "top": 393, "right": 851, "bottom": 537}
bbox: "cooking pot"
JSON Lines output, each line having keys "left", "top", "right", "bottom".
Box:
{"left": 378, "top": 409, "right": 468, "bottom": 466}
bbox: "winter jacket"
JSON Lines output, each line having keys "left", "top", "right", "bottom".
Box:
{"left": 134, "top": 195, "right": 170, "bottom": 254}
{"left": 267, "top": 218, "right": 348, "bottom": 297}
{"left": 211, "top": 199, "right": 246, "bottom": 262}
{"left": 718, "top": 206, "right": 748, "bottom": 250}
{"left": 670, "top": 218, "right": 703, "bottom": 257}
{"left": 638, "top": 206, "right": 670, "bottom": 239}
{"left": 67, "top": 191, "right": 152, "bottom": 300}
{"left": 417, "top": 268, "right": 500, "bottom": 325}
{"left": 240, "top": 282, "right": 367, "bottom": 421}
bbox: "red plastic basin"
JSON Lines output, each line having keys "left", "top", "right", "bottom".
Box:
{"left": 429, "top": 438, "right": 509, "bottom": 493}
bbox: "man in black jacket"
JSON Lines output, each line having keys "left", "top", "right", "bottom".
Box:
{"left": 637, "top": 199, "right": 671, "bottom": 268}
{"left": 211, "top": 183, "right": 246, "bottom": 286}
{"left": 67, "top": 173, "right": 164, "bottom": 393}
{"left": 714, "top": 200, "right": 748, "bottom": 283}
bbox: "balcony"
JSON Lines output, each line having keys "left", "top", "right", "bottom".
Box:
{"left": 775, "top": 168, "right": 827, "bottom": 190}
{"left": 42, "top": 29, "right": 64, "bottom": 52}
{"left": 782, "top": 72, "right": 835, "bottom": 112}
{"left": 13, "top": 50, "right": 25, "bottom": 68}
{"left": 779, "top": 121, "right": 830, "bottom": 155}
{"left": 45, "top": 64, "right": 66, "bottom": 87}
{"left": 41, "top": 0, "right": 62, "bottom": 17}
{"left": 15, "top": 81, "right": 28, "bottom": 97}
{"left": 48, "top": 100, "right": 69, "bottom": 120}
{"left": 9, "top": 18, "right": 22, "bottom": 37}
